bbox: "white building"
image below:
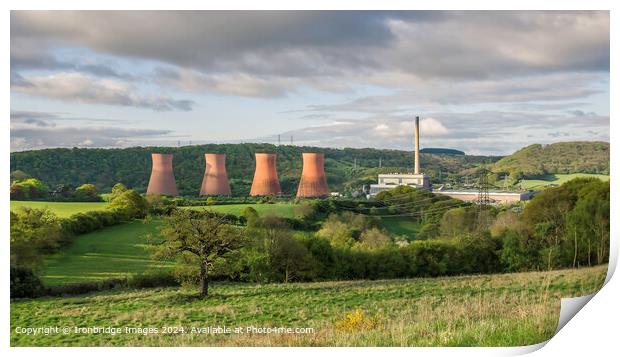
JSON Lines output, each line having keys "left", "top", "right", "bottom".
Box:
{"left": 369, "top": 173, "right": 430, "bottom": 195}
{"left": 369, "top": 116, "right": 430, "bottom": 196}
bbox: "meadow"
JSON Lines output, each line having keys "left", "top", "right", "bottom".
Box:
{"left": 518, "top": 173, "right": 610, "bottom": 190}
{"left": 15, "top": 199, "right": 425, "bottom": 285}
{"left": 379, "top": 216, "right": 420, "bottom": 238}
{"left": 10, "top": 201, "right": 109, "bottom": 217}
{"left": 10, "top": 264, "right": 607, "bottom": 347}
{"left": 184, "top": 203, "right": 297, "bottom": 218}
{"left": 42, "top": 220, "right": 172, "bottom": 285}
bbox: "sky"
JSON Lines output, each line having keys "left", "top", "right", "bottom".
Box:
{"left": 10, "top": 10, "right": 610, "bottom": 155}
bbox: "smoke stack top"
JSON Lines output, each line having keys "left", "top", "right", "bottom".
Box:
{"left": 414, "top": 116, "right": 420, "bottom": 175}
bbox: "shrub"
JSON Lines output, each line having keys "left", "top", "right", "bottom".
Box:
{"left": 128, "top": 271, "right": 178, "bottom": 288}
{"left": 10, "top": 267, "right": 45, "bottom": 298}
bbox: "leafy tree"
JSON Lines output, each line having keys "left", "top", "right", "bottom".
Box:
{"left": 269, "top": 234, "right": 311, "bottom": 283}
{"left": 108, "top": 189, "right": 148, "bottom": 218}
{"left": 417, "top": 222, "right": 440, "bottom": 240}
{"left": 439, "top": 207, "right": 475, "bottom": 240}
{"left": 490, "top": 210, "right": 523, "bottom": 238}
{"left": 146, "top": 194, "right": 176, "bottom": 216}
{"left": 110, "top": 183, "right": 129, "bottom": 200}
{"left": 10, "top": 178, "right": 49, "bottom": 200}
{"left": 357, "top": 228, "right": 392, "bottom": 250}
{"left": 241, "top": 206, "right": 259, "bottom": 227}
{"left": 566, "top": 180, "right": 609, "bottom": 266}
{"left": 522, "top": 182, "right": 578, "bottom": 269}
{"left": 316, "top": 215, "right": 355, "bottom": 248}
{"left": 10, "top": 208, "right": 62, "bottom": 269}
{"left": 10, "top": 170, "right": 31, "bottom": 182}
{"left": 149, "top": 209, "right": 245, "bottom": 296}
{"left": 75, "top": 183, "right": 98, "bottom": 197}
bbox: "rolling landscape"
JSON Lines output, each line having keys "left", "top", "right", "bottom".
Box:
{"left": 9, "top": 140, "right": 611, "bottom": 347}
{"left": 9, "top": 10, "right": 610, "bottom": 349}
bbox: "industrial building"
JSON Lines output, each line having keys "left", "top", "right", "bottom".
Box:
{"left": 297, "top": 153, "right": 330, "bottom": 197}
{"left": 146, "top": 153, "right": 179, "bottom": 196}
{"left": 432, "top": 189, "right": 532, "bottom": 204}
{"left": 199, "top": 153, "right": 231, "bottom": 196}
{"left": 250, "top": 153, "right": 282, "bottom": 196}
{"left": 369, "top": 116, "right": 430, "bottom": 195}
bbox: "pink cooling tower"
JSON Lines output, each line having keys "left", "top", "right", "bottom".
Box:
{"left": 199, "top": 153, "right": 231, "bottom": 196}
{"left": 250, "top": 153, "right": 281, "bottom": 196}
{"left": 146, "top": 153, "right": 178, "bottom": 196}
{"left": 296, "top": 153, "right": 330, "bottom": 197}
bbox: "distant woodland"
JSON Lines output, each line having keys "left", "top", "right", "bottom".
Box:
{"left": 10, "top": 141, "right": 609, "bottom": 196}
{"left": 492, "top": 141, "right": 609, "bottom": 177}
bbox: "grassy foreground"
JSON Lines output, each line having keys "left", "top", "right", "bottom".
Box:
{"left": 11, "top": 265, "right": 607, "bottom": 347}
{"left": 10, "top": 201, "right": 109, "bottom": 217}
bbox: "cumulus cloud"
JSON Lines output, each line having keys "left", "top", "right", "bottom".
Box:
{"left": 8, "top": 11, "right": 610, "bottom": 153}
{"left": 10, "top": 11, "right": 609, "bottom": 98}
{"left": 12, "top": 72, "right": 194, "bottom": 111}
{"left": 266, "top": 111, "right": 608, "bottom": 155}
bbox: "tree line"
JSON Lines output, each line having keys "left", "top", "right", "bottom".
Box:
{"left": 10, "top": 177, "right": 609, "bottom": 298}
{"left": 10, "top": 143, "right": 499, "bottom": 196}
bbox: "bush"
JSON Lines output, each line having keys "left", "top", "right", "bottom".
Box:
{"left": 128, "top": 271, "right": 178, "bottom": 288}
{"left": 10, "top": 267, "right": 45, "bottom": 298}
{"left": 46, "top": 279, "right": 127, "bottom": 296}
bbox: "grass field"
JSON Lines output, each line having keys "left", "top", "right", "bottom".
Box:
{"left": 11, "top": 265, "right": 607, "bottom": 347}
{"left": 380, "top": 217, "right": 420, "bottom": 239}
{"left": 184, "top": 203, "right": 297, "bottom": 218}
{"left": 42, "top": 220, "right": 171, "bottom": 285}
{"left": 10, "top": 201, "right": 109, "bottom": 217}
{"left": 519, "top": 173, "right": 610, "bottom": 190}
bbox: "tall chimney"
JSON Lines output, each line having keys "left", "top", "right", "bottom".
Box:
{"left": 250, "top": 153, "right": 281, "bottom": 196}
{"left": 199, "top": 153, "right": 231, "bottom": 196}
{"left": 147, "top": 153, "right": 178, "bottom": 196}
{"left": 414, "top": 115, "right": 420, "bottom": 175}
{"left": 297, "top": 153, "right": 330, "bottom": 197}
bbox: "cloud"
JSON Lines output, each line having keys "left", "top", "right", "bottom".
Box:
{"left": 154, "top": 67, "right": 298, "bottom": 98}
{"left": 10, "top": 11, "right": 609, "bottom": 97}
{"left": 12, "top": 72, "right": 194, "bottom": 111}
{"left": 11, "top": 124, "right": 175, "bottom": 151}
{"left": 301, "top": 72, "right": 606, "bottom": 114}
{"left": 266, "top": 111, "right": 608, "bottom": 155}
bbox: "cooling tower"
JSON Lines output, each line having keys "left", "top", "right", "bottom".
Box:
{"left": 199, "top": 153, "right": 231, "bottom": 196}
{"left": 146, "top": 153, "right": 178, "bottom": 196}
{"left": 297, "top": 153, "right": 330, "bottom": 198}
{"left": 250, "top": 153, "right": 281, "bottom": 196}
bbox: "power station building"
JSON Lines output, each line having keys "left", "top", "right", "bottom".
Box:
{"left": 146, "top": 153, "right": 179, "bottom": 196}
{"left": 297, "top": 153, "right": 330, "bottom": 197}
{"left": 369, "top": 116, "right": 430, "bottom": 195}
{"left": 250, "top": 153, "right": 282, "bottom": 196}
{"left": 432, "top": 190, "right": 532, "bottom": 204}
{"left": 199, "top": 153, "right": 231, "bottom": 196}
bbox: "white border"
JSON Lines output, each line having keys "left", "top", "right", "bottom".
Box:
{"left": 3, "top": 1, "right": 617, "bottom": 356}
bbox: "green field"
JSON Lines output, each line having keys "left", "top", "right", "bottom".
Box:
{"left": 11, "top": 265, "right": 607, "bottom": 347}
{"left": 10, "top": 201, "right": 109, "bottom": 217}
{"left": 42, "top": 220, "right": 171, "bottom": 285}
{"left": 184, "top": 203, "right": 297, "bottom": 218}
{"left": 380, "top": 217, "right": 420, "bottom": 239}
{"left": 519, "top": 173, "right": 610, "bottom": 190}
